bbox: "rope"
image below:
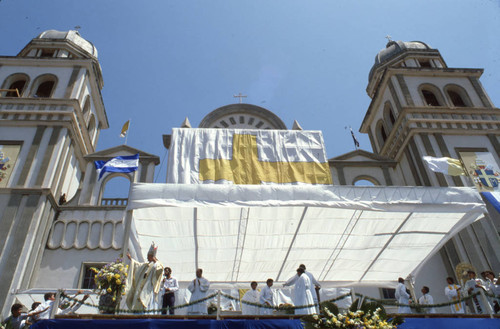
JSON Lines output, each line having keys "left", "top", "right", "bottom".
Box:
{"left": 60, "top": 289, "right": 490, "bottom": 313}
{"left": 355, "top": 292, "right": 482, "bottom": 309}
{"left": 61, "top": 291, "right": 217, "bottom": 314}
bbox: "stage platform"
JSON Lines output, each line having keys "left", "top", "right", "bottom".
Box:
{"left": 30, "top": 315, "right": 500, "bottom": 329}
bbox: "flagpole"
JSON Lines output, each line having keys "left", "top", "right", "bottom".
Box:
{"left": 125, "top": 118, "right": 131, "bottom": 145}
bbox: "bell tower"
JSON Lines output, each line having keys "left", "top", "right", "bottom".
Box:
{"left": 0, "top": 30, "right": 108, "bottom": 315}
{"left": 359, "top": 40, "right": 500, "bottom": 280}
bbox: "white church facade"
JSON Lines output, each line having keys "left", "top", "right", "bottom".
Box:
{"left": 0, "top": 31, "right": 499, "bottom": 317}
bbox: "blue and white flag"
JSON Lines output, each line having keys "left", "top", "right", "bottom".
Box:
{"left": 94, "top": 154, "right": 139, "bottom": 180}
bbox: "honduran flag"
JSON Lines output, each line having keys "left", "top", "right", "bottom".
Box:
{"left": 94, "top": 154, "right": 139, "bottom": 180}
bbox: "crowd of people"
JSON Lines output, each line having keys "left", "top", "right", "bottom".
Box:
{"left": 1, "top": 292, "right": 89, "bottom": 329}
{"left": 395, "top": 270, "right": 500, "bottom": 314}
{"left": 4, "top": 242, "right": 499, "bottom": 327}
{"left": 125, "top": 243, "right": 322, "bottom": 315}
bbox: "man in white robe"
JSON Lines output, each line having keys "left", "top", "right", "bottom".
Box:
{"left": 241, "top": 281, "right": 260, "bottom": 315}
{"left": 395, "top": 277, "right": 412, "bottom": 314}
{"left": 259, "top": 278, "right": 274, "bottom": 315}
{"left": 444, "top": 277, "right": 464, "bottom": 314}
{"left": 284, "top": 267, "right": 316, "bottom": 315}
{"left": 187, "top": 268, "right": 211, "bottom": 315}
{"left": 285, "top": 264, "right": 321, "bottom": 312}
{"left": 418, "top": 286, "right": 436, "bottom": 314}
{"left": 465, "top": 270, "right": 485, "bottom": 314}
{"left": 125, "top": 243, "right": 164, "bottom": 312}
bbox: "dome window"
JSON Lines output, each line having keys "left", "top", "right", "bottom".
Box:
{"left": 418, "top": 59, "right": 432, "bottom": 68}
{"left": 40, "top": 49, "right": 56, "bottom": 58}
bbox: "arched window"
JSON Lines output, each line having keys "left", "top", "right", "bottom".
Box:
{"left": 422, "top": 89, "right": 440, "bottom": 106}
{"left": 445, "top": 85, "right": 472, "bottom": 107}
{"left": 82, "top": 96, "right": 91, "bottom": 122}
{"left": 1, "top": 73, "right": 29, "bottom": 97}
{"left": 419, "top": 84, "right": 445, "bottom": 106}
{"left": 375, "top": 120, "right": 388, "bottom": 150}
{"left": 99, "top": 175, "right": 131, "bottom": 206}
{"left": 353, "top": 175, "right": 380, "bottom": 186}
{"left": 31, "top": 74, "right": 57, "bottom": 98}
{"left": 383, "top": 102, "right": 396, "bottom": 132}
{"left": 87, "top": 114, "right": 97, "bottom": 141}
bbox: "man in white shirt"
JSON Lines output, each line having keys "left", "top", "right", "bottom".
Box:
{"left": 418, "top": 286, "right": 436, "bottom": 314}
{"left": 259, "top": 279, "right": 274, "bottom": 315}
{"left": 161, "top": 267, "right": 179, "bottom": 315}
{"left": 241, "top": 281, "right": 260, "bottom": 315}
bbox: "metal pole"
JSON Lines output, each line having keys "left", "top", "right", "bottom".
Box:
{"left": 479, "top": 289, "right": 494, "bottom": 318}
{"left": 350, "top": 288, "right": 356, "bottom": 309}
{"left": 216, "top": 290, "right": 221, "bottom": 320}
{"left": 121, "top": 210, "right": 134, "bottom": 257}
{"left": 49, "top": 290, "right": 61, "bottom": 319}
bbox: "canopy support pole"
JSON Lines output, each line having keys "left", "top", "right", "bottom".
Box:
{"left": 276, "top": 207, "right": 308, "bottom": 281}
{"left": 359, "top": 212, "right": 413, "bottom": 282}
{"left": 121, "top": 210, "right": 134, "bottom": 257}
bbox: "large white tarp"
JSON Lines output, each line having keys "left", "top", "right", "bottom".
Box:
{"left": 166, "top": 129, "right": 332, "bottom": 185}
{"left": 126, "top": 183, "right": 485, "bottom": 287}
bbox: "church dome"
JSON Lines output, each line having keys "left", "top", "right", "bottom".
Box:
{"left": 36, "top": 30, "right": 98, "bottom": 58}
{"left": 369, "top": 40, "right": 432, "bottom": 81}
{"left": 199, "top": 103, "right": 287, "bottom": 129}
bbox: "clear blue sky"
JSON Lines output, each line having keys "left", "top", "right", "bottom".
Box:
{"left": 1, "top": 0, "right": 500, "bottom": 187}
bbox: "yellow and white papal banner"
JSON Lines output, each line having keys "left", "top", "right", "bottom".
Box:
{"left": 166, "top": 128, "right": 333, "bottom": 185}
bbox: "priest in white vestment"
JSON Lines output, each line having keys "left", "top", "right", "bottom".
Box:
{"left": 125, "top": 243, "right": 164, "bottom": 312}
{"left": 187, "top": 268, "right": 211, "bottom": 315}
{"left": 241, "top": 281, "right": 260, "bottom": 315}
{"left": 444, "top": 277, "right": 464, "bottom": 314}
{"left": 284, "top": 268, "right": 316, "bottom": 315}
{"left": 259, "top": 279, "right": 275, "bottom": 315}
{"left": 395, "top": 277, "right": 412, "bottom": 314}
{"left": 285, "top": 264, "right": 321, "bottom": 312}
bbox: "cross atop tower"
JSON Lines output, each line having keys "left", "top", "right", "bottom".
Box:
{"left": 385, "top": 35, "right": 393, "bottom": 42}
{"left": 233, "top": 93, "right": 247, "bottom": 104}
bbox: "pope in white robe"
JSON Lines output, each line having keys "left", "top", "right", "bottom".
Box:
{"left": 125, "top": 244, "right": 164, "bottom": 312}
{"left": 284, "top": 268, "right": 316, "bottom": 315}
{"left": 187, "top": 268, "right": 211, "bottom": 315}
{"left": 444, "top": 277, "right": 464, "bottom": 314}
{"left": 395, "top": 278, "right": 412, "bottom": 314}
{"left": 241, "top": 282, "right": 260, "bottom": 315}
{"left": 259, "top": 279, "right": 275, "bottom": 315}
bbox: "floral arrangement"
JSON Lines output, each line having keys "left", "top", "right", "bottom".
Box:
{"left": 277, "top": 303, "right": 295, "bottom": 314}
{"left": 207, "top": 302, "right": 218, "bottom": 314}
{"left": 91, "top": 259, "right": 128, "bottom": 301}
{"left": 302, "top": 300, "right": 402, "bottom": 329}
